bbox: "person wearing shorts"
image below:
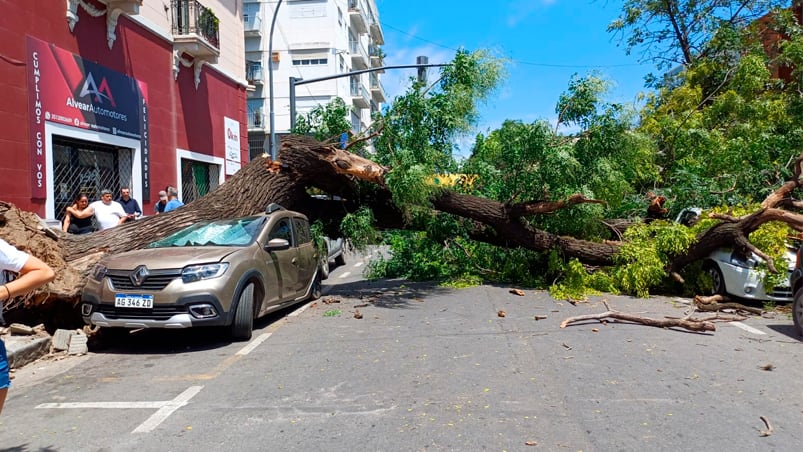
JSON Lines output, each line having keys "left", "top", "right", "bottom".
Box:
{"left": 0, "top": 239, "right": 55, "bottom": 415}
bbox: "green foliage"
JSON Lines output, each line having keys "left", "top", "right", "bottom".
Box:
{"left": 365, "top": 230, "right": 548, "bottom": 287}
{"left": 340, "top": 207, "right": 381, "bottom": 251}
{"left": 609, "top": 221, "right": 699, "bottom": 297}
{"left": 608, "top": 0, "right": 781, "bottom": 70}
{"left": 373, "top": 49, "right": 505, "bottom": 178}
{"left": 291, "top": 98, "right": 367, "bottom": 153}
{"left": 440, "top": 274, "right": 483, "bottom": 289}
{"left": 555, "top": 73, "right": 611, "bottom": 130}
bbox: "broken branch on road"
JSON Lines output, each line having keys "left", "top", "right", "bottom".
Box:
{"left": 560, "top": 309, "right": 717, "bottom": 332}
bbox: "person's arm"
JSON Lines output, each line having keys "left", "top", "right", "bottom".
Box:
{"left": 113, "top": 203, "right": 129, "bottom": 224}
{"left": 62, "top": 212, "right": 72, "bottom": 232}
{"left": 134, "top": 200, "right": 142, "bottom": 217}
{"left": 67, "top": 205, "right": 94, "bottom": 219}
{"left": 2, "top": 254, "right": 55, "bottom": 301}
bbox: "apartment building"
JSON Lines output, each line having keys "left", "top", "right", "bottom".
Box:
{"left": 242, "top": 0, "right": 385, "bottom": 157}
{"left": 0, "top": 0, "right": 247, "bottom": 221}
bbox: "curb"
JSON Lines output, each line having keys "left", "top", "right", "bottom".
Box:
{"left": 4, "top": 334, "right": 52, "bottom": 369}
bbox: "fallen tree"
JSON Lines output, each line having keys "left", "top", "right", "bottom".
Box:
{"left": 4, "top": 135, "right": 803, "bottom": 321}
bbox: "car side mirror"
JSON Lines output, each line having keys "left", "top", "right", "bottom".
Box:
{"left": 266, "top": 238, "right": 290, "bottom": 251}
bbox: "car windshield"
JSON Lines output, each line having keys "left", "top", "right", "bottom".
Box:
{"left": 147, "top": 216, "right": 267, "bottom": 248}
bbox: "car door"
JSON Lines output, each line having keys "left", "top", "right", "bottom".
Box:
{"left": 266, "top": 217, "right": 299, "bottom": 302}
{"left": 292, "top": 217, "right": 317, "bottom": 294}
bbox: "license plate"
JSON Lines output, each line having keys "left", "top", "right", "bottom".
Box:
{"left": 114, "top": 294, "right": 154, "bottom": 308}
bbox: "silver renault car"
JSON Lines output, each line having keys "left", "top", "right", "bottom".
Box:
{"left": 81, "top": 204, "right": 322, "bottom": 340}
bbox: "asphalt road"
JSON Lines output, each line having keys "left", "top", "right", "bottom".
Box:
{"left": 1, "top": 247, "right": 802, "bottom": 451}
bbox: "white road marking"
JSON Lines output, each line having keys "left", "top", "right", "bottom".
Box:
{"left": 730, "top": 322, "right": 766, "bottom": 335}
{"left": 36, "top": 401, "right": 165, "bottom": 409}
{"left": 338, "top": 271, "right": 351, "bottom": 279}
{"left": 133, "top": 385, "right": 204, "bottom": 433}
{"left": 289, "top": 302, "right": 312, "bottom": 317}
{"left": 36, "top": 385, "right": 204, "bottom": 434}
{"left": 236, "top": 333, "right": 272, "bottom": 355}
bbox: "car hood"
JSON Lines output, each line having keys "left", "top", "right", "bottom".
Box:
{"left": 102, "top": 246, "right": 241, "bottom": 270}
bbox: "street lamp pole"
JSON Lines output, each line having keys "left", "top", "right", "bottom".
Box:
{"left": 268, "top": 0, "right": 283, "bottom": 160}
{"left": 289, "top": 63, "right": 449, "bottom": 130}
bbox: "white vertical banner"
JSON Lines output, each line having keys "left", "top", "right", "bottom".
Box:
{"left": 224, "top": 116, "right": 241, "bottom": 175}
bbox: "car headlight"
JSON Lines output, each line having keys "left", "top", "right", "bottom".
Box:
{"left": 182, "top": 263, "right": 229, "bottom": 283}
{"left": 91, "top": 263, "right": 107, "bottom": 281}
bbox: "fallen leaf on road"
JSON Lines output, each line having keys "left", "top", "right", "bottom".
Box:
{"left": 509, "top": 289, "right": 525, "bottom": 296}
{"left": 592, "top": 328, "right": 599, "bottom": 332}
{"left": 534, "top": 315, "right": 548, "bottom": 320}
{"left": 759, "top": 363, "right": 775, "bottom": 371}
{"left": 498, "top": 310, "right": 506, "bottom": 317}
{"left": 322, "top": 297, "right": 340, "bottom": 304}
{"left": 354, "top": 310, "right": 363, "bottom": 319}
{"left": 525, "top": 440, "right": 538, "bottom": 446}
{"left": 354, "top": 303, "right": 369, "bottom": 308}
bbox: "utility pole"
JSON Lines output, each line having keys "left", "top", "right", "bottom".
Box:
{"left": 268, "top": 0, "right": 283, "bottom": 160}
{"left": 416, "top": 55, "right": 428, "bottom": 84}
{"left": 289, "top": 62, "right": 449, "bottom": 130}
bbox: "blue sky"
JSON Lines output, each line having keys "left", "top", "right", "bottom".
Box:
{"left": 375, "top": 0, "right": 656, "bottom": 148}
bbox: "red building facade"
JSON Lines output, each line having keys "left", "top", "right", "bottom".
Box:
{"left": 0, "top": 0, "right": 247, "bottom": 221}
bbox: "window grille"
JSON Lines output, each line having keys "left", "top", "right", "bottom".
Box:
{"left": 52, "top": 137, "right": 132, "bottom": 221}
{"left": 180, "top": 157, "right": 220, "bottom": 204}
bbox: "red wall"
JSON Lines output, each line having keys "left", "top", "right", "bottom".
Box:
{"left": 0, "top": 0, "right": 246, "bottom": 216}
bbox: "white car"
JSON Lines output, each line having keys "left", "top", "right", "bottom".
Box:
{"left": 677, "top": 208, "right": 794, "bottom": 303}
{"left": 319, "top": 236, "right": 345, "bottom": 279}
{"left": 703, "top": 247, "right": 795, "bottom": 303}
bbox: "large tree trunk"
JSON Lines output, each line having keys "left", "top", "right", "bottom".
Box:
{"left": 5, "top": 134, "right": 803, "bottom": 315}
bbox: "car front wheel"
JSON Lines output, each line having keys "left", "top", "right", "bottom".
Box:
{"left": 705, "top": 262, "right": 727, "bottom": 296}
{"left": 231, "top": 283, "right": 255, "bottom": 341}
{"left": 793, "top": 288, "right": 803, "bottom": 337}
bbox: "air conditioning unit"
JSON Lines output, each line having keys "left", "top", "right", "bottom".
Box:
{"left": 272, "top": 51, "right": 280, "bottom": 62}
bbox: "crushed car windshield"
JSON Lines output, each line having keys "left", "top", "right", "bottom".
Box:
{"left": 147, "top": 216, "right": 267, "bottom": 248}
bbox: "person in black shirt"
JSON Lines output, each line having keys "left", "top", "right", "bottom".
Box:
{"left": 116, "top": 187, "right": 141, "bottom": 220}
{"left": 61, "top": 193, "right": 96, "bottom": 234}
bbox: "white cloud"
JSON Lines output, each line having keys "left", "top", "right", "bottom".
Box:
{"left": 506, "top": 0, "right": 556, "bottom": 27}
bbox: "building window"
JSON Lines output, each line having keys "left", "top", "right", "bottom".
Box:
{"left": 180, "top": 158, "right": 220, "bottom": 204}
{"left": 292, "top": 58, "right": 328, "bottom": 66}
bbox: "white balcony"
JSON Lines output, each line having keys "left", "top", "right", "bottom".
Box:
{"left": 369, "top": 73, "right": 385, "bottom": 103}
{"left": 350, "top": 78, "right": 370, "bottom": 109}
{"left": 244, "top": 12, "right": 262, "bottom": 37}
{"left": 348, "top": 0, "right": 368, "bottom": 34}
{"left": 350, "top": 40, "right": 369, "bottom": 70}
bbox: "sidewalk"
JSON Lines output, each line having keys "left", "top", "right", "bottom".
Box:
{"left": 3, "top": 332, "right": 52, "bottom": 369}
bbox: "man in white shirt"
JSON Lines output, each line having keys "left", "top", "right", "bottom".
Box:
{"left": 66, "top": 189, "right": 133, "bottom": 231}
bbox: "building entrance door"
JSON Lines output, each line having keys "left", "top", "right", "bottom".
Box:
{"left": 52, "top": 136, "right": 132, "bottom": 221}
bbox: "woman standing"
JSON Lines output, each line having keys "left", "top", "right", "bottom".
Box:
{"left": 0, "top": 239, "right": 55, "bottom": 414}
{"left": 62, "top": 193, "right": 96, "bottom": 234}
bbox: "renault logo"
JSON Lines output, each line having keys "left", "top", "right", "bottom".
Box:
{"left": 130, "top": 265, "right": 149, "bottom": 286}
